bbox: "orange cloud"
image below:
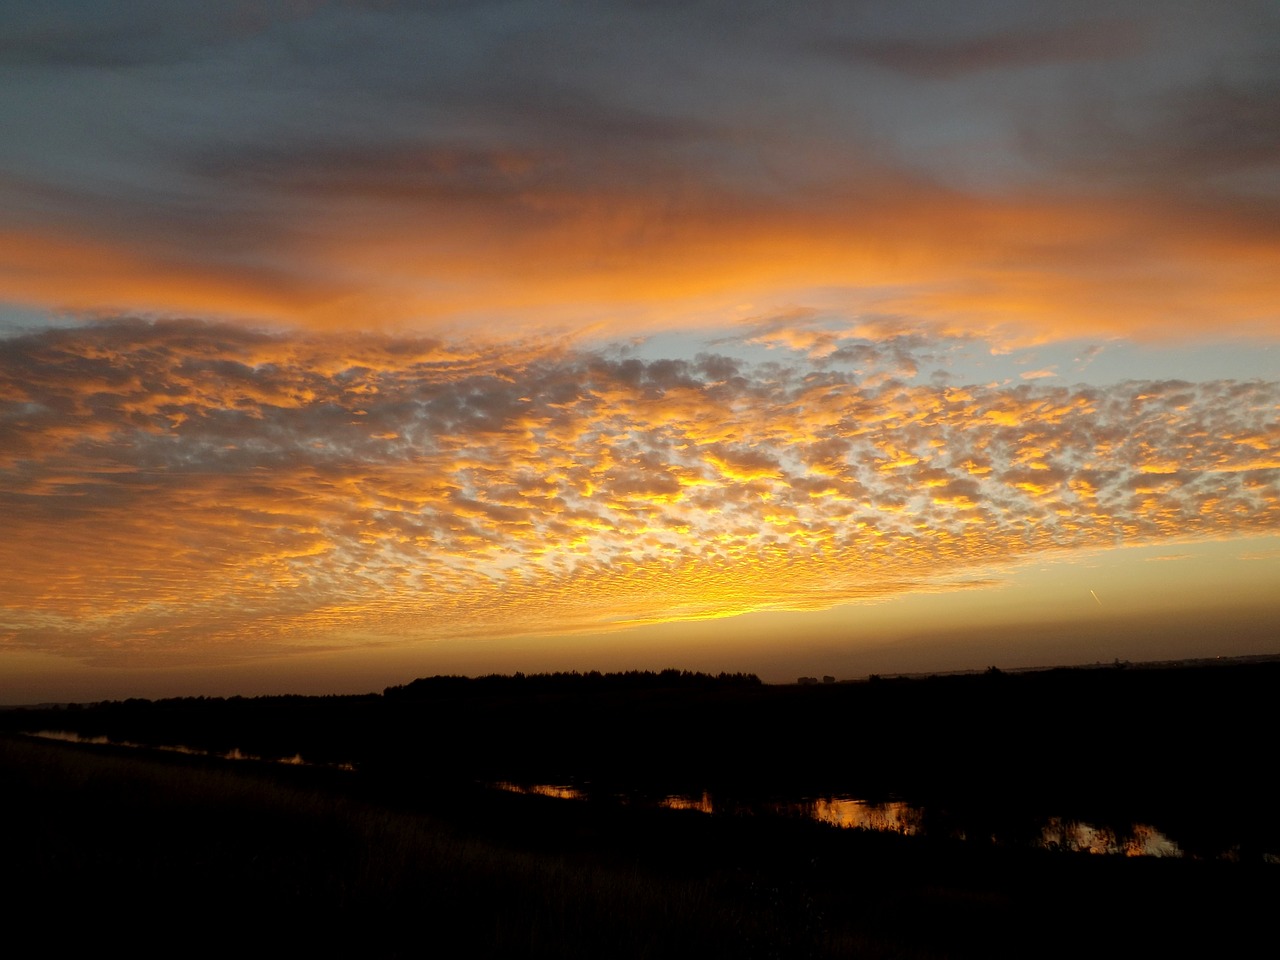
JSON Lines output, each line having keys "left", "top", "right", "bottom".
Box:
{"left": 2, "top": 320, "right": 1276, "bottom": 668}
{"left": 4, "top": 164, "right": 1277, "bottom": 348}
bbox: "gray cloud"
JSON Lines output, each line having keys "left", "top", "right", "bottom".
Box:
{"left": 815, "top": 16, "right": 1146, "bottom": 79}
{"left": 2, "top": 2, "right": 1276, "bottom": 340}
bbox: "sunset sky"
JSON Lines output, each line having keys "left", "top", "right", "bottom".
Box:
{"left": 2, "top": 1, "right": 1277, "bottom": 703}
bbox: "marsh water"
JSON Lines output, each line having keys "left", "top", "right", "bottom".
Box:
{"left": 491, "top": 781, "right": 1203, "bottom": 858}
{"left": 26, "top": 730, "right": 1268, "bottom": 862}
{"left": 27, "top": 729, "right": 355, "bottom": 771}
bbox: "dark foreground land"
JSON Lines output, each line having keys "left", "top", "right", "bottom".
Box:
{"left": 5, "top": 733, "right": 1279, "bottom": 959}
{"left": 4, "top": 662, "right": 1278, "bottom": 956}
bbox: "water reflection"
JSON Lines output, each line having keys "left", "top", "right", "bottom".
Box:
{"left": 1039, "top": 817, "right": 1180, "bottom": 858}
{"left": 661, "top": 791, "right": 716, "bottom": 814}
{"left": 494, "top": 781, "right": 1198, "bottom": 860}
{"left": 493, "top": 781, "right": 585, "bottom": 801}
{"left": 26, "top": 730, "right": 352, "bottom": 771}
{"left": 24, "top": 731, "right": 1255, "bottom": 863}
{"left": 33, "top": 730, "right": 111, "bottom": 746}
{"left": 810, "top": 798, "right": 925, "bottom": 836}
{"left": 806, "top": 800, "right": 1185, "bottom": 857}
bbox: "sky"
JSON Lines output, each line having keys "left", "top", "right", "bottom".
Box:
{"left": 1, "top": 0, "right": 1277, "bottom": 703}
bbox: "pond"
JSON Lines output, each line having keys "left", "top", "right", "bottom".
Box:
{"left": 27, "top": 729, "right": 354, "bottom": 771}
{"left": 492, "top": 781, "right": 1268, "bottom": 861}
{"left": 26, "top": 730, "right": 1271, "bottom": 862}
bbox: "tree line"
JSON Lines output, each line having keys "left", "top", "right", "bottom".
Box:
{"left": 384, "top": 668, "right": 761, "bottom": 700}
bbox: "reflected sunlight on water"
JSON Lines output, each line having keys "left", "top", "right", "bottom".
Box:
{"left": 1040, "top": 817, "right": 1181, "bottom": 857}
{"left": 26, "top": 730, "right": 353, "bottom": 771}
{"left": 22, "top": 732, "right": 1246, "bottom": 862}
{"left": 494, "top": 781, "right": 586, "bottom": 801}
{"left": 809, "top": 798, "right": 924, "bottom": 836}
{"left": 494, "top": 781, "right": 1202, "bottom": 859}
{"left": 660, "top": 791, "right": 716, "bottom": 814}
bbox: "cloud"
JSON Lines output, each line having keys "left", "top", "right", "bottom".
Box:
{"left": 816, "top": 16, "right": 1145, "bottom": 79}
{"left": 2, "top": 4, "right": 1277, "bottom": 676}
{"left": 1028, "top": 73, "right": 1280, "bottom": 190}
{"left": 2, "top": 319, "right": 1276, "bottom": 666}
{"left": 1, "top": 3, "right": 1277, "bottom": 343}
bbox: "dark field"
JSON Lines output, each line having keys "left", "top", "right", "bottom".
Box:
{"left": 4, "top": 661, "right": 1278, "bottom": 957}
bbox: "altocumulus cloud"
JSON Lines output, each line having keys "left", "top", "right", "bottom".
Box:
{"left": 2, "top": 319, "right": 1276, "bottom": 666}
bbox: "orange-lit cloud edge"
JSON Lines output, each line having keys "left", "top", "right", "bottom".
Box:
{"left": 4, "top": 171, "right": 1278, "bottom": 346}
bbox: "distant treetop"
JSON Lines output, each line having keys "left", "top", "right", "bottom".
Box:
{"left": 383, "top": 669, "right": 761, "bottom": 699}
